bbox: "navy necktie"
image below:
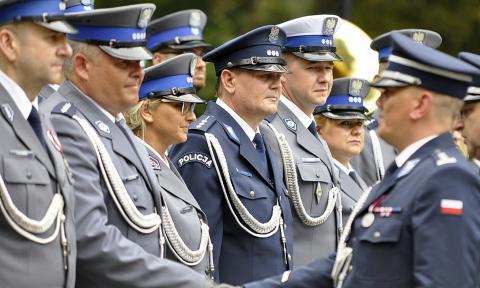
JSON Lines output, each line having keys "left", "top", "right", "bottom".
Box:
{"left": 349, "top": 170, "right": 361, "bottom": 187}
{"left": 307, "top": 120, "right": 319, "bottom": 139}
{"left": 27, "top": 106, "right": 47, "bottom": 151}
{"left": 253, "top": 133, "right": 270, "bottom": 177}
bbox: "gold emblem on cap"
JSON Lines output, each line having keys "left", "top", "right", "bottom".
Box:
{"left": 412, "top": 32, "right": 425, "bottom": 44}
{"left": 268, "top": 26, "right": 280, "bottom": 43}
{"left": 323, "top": 17, "right": 337, "bottom": 36}
{"left": 138, "top": 8, "right": 153, "bottom": 28}
{"left": 350, "top": 79, "right": 363, "bottom": 96}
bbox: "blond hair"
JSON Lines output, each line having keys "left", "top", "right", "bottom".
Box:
{"left": 124, "top": 99, "right": 162, "bottom": 139}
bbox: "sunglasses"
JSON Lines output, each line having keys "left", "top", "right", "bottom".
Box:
{"left": 159, "top": 99, "right": 197, "bottom": 115}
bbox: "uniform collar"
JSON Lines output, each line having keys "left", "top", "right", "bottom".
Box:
{"left": 395, "top": 134, "right": 438, "bottom": 167}
{"left": 69, "top": 80, "right": 121, "bottom": 123}
{"left": 0, "top": 68, "right": 33, "bottom": 119}
{"left": 136, "top": 136, "right": 170, "bottom": 168}
{"left": 216, "top": 98, "right": 258, "bottom": 141}
{"left": 280, "top": 95, "right": 314, "bottom": 128}
{"left": 473, "top": 158, "right": 480, "bottom": 168}
{"left": 333, "top": 158, "right": 353, "bottom": 175}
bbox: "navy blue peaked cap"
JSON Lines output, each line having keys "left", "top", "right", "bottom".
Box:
{"left": 139, "top": 53, "right": 204, "bottom": 103}
{"left": 458, "top": 52, "right": 480, "bottom": 102}
{"left": 65, "top": 0, "right": 93, "bottom": 13}
{"left": 314, "top": 77, "right": 370, "bottom": 120}
{"left": 66, "top": 4, "right": 155, "bottom": 61}
{"left": 371, "top": 29, "right": 442, "bottom": 63}
{"left": 371, "top": 33, "right": 480, "bottom": 99}
{"left": 147, "top": 9, "right": 211, "bottom": 52}
{"left": 0, "top": 0, "right": 76, "bottom": 33}
{"left": 203, "top": 25, "right": 288, "bottom": 75}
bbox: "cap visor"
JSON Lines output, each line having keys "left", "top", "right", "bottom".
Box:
{"left": 168, "top": 41, "right": 213, "bottom": 52}
{"left": 241, "top": 64, "right": 288, "bottom": 73}
{"left": 322, "top": 111, "right": 368, "bottom": 120}
{"left": 370, "top": 77, "right": 411, "bottom": 88}
{"left": 292, "top": 51, "right": 342, "bottom": 62}
{"left": 464, "top": 94, "right": 480, "bottom": 102}
{"left": 36, "top": 21, "right": 77, "bottom": 34}
{"left": 163, "top": 93, "right": 204, "bottom": 103}
{"left": 99, "top": 46, "right": 153, "bottom": 61}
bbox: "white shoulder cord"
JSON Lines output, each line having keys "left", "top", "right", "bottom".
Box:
{"left": 139, "top": 138, "right": 214, "bottom": 275}
{"left": 204, "top": 132, "right": 281, "bottom": 238}
{"left": 369, "top": 130, "right": 385, "bottom": 181}
{"left": 266, "top": 123, "right": 339, "bottom": 226}
{"left": 331, "top": 187, "right": 372, "bottom": 288}
{"left": 72, "top": 115, "right": 161, "bottom": 234}
{"left": 0, "top": 174, "right": 65, "bottom": 244}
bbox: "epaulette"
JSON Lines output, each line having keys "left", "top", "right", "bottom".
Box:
{"left": 264, "top": 112, "right": 276, "bottom": 123}
{"left": 51, "top": 101, "right": 77, "bottom": 118}
{"left": 433, "top": 149, "right": 457, "bottom": 166}
{"left": 190, "top": 114, "right": 215, "bottom": 132}
{"left": 366, "top": 118, "right": 378, "bottom": 130}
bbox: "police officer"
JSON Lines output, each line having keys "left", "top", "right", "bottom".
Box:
{"left": 40, "top": 5, "right": 221, "bottom": 288}
{"left": 125, "top": 53, "right": 214, "bottom": 277}
{"left": 245, "top": 32, "right": 480, "bottom": 288}
{"left": 0, "top": 1, "right": 77, "bottom": 287}
{"left": 266, "top": 15, "right": 343, "bottom": 266}
{"left": 351, "top": 29, "right": 442, "bottom": 186}
{"left": 147, "top": 10, "right": 211, "bottom": 90}
{"left": 170, "top": 25, "right": 293, "bottom": 285}
{"left": 313, "top": 78, "right": 371, "bottom": 224}
{"left": 457, "top": 52, "right": 480, "bottom": 166}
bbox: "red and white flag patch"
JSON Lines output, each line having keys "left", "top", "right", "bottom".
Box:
{"left": 440, "top": 199, "right": 463, "bottom": 216}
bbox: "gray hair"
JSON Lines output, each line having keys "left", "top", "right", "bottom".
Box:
{"left": 63, "top": 39, "right": 100, "bottom": 78}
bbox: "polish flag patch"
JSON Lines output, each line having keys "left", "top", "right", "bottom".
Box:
{"left": 440, "top": 199, "right": 463, "bottom": 216}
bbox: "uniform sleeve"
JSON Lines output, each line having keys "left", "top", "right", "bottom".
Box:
{"left": 170, "top": 132, "right": 224, "bottom": 278}
{"left": 412, "top": 165, "right": 480, "bottom": 287}
{"left": 50, "top": 114, "right": 207, "bottom": 288}
{"left": 243, "top": 254, "right": 335, "bottom": 288}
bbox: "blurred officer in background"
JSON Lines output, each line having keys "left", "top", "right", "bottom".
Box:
{"left": 147, "top": 10, "right": 211, "bottom": 90}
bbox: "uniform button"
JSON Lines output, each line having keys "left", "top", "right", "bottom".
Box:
{"left": 132, "top": 194, "right": 138, "bottom": 201}
{"left": 315, "top": 173, "right": 320, "bottom": 178}
{"left": 351, "top": 237, "right": 356, "bottom": 242}
{"left": 279, "top": 196, "right": 282, "bottom": 201}
{"left": 373, "top": 231, "right": 381, "bottom": 238}
{"left": 288, "top": 254, "right": 292, "bottom": 261}
{"left": 26, "top": 171, "right": 32, "bottom": 179}
{"left": 348, "top": 265, "right": 353, "bottom": 272}
{"left": 249, "top": 191, "right": 255, "bottom": 198}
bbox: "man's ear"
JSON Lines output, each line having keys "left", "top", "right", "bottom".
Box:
{"left": 410, "top": 89, "right": 433, "bottom": 120}
{"left": 0, "top": 27, "right": 20, "bottom": 63}
{"left": 220, "top": 69, "right": 236, "bottom": 95}
{"left": 140, "top": 101, "right": 154, "bottom": 123}
{"left": 72, "top": 53, "right": 91, "bottom": 82}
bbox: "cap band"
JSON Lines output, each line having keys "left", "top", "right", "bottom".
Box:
{"left": 285, "top": 35, "right": 334, "bottom": 48}
{"left": 140, "top": 74, "right": 193, "bottom": 99}
{"left": 69, "top": 24, "right": 147, "bottom": 47}
{"left": 147, "top": 26, "right": 203, "bottom": 50}
{"left": 225, "top": 56, "right": 286, "bottom": 68}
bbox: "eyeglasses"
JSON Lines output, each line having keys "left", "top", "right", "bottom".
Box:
{"left": 159, "top": 99, "right": 197, "bottom": 115}
{"left": 335, "top": 119, "right": 365, "bottom": 129}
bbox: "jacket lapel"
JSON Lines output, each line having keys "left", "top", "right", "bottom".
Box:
{"left": 0, "top": 84, "right": 55, "bottom": 177}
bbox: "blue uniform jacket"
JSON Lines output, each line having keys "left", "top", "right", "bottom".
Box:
{"left": 246, "top": 133, "right": 480, "bottom": 288}
{"left": 170, "top": 101, "right": 294, "bottom": 285}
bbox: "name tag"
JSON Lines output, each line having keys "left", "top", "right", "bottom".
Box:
{"left": 9, "top": 149, "right": 34, "bottom": 158}
{"left": 301, "top": 157, "right": 320, "bottom": 163}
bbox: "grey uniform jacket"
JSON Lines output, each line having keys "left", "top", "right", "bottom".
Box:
{"left": 145, "top": 146, "right": 212, "bottom": 276}
{"left": 41, "top": 80, "right": 206, "bottom": 288}
{"left": 266, "top": 101, "right": 340, "bottom": 266}
{"left": 337, "top": 168, "right": 366, "bottom": 225}
{"left": 0, "top": 84, "right": 76, "bottom": 288}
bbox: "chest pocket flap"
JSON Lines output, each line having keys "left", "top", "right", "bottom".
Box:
{"left": 296, "top": 161, "right": 331, "bottom": 183}
{"left": 3, "top": 156, "right": 49, "bottom": 185}
{"left": 359, "top": 217, "right": 403, "bottom": 243}
{"left": 230, "top": 170, "right": 268, "bottom": 200}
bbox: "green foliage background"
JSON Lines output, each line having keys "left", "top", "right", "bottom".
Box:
{"left": 97, "top": 0, "right": 480, "bottom": 109}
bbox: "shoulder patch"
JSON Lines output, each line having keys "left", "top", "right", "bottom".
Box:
{"left": 1, "top": 103, "right": 14, "bottom": 122}
{"left": 51, "top": 101, "right": 76, "bottom": 118}
{"left": 192, "top": 114, "right": 215, "bottom": 132}
{"left": 366, "top": 118, "right": 379, "bottom": 130}
{"left": 95, "top": 120, "right": 110, "bottom": 134}
{"left": 177, "top": 152, "right": 212, "bottom": 168}
{"left": 148, "top": 155, "right": 161, "bottom": 170}
{"left": 284, "top": 118, "right": 297, "bottom": 132}
{"left": 434, "top": 150, "right": 457, "bottom": 166}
